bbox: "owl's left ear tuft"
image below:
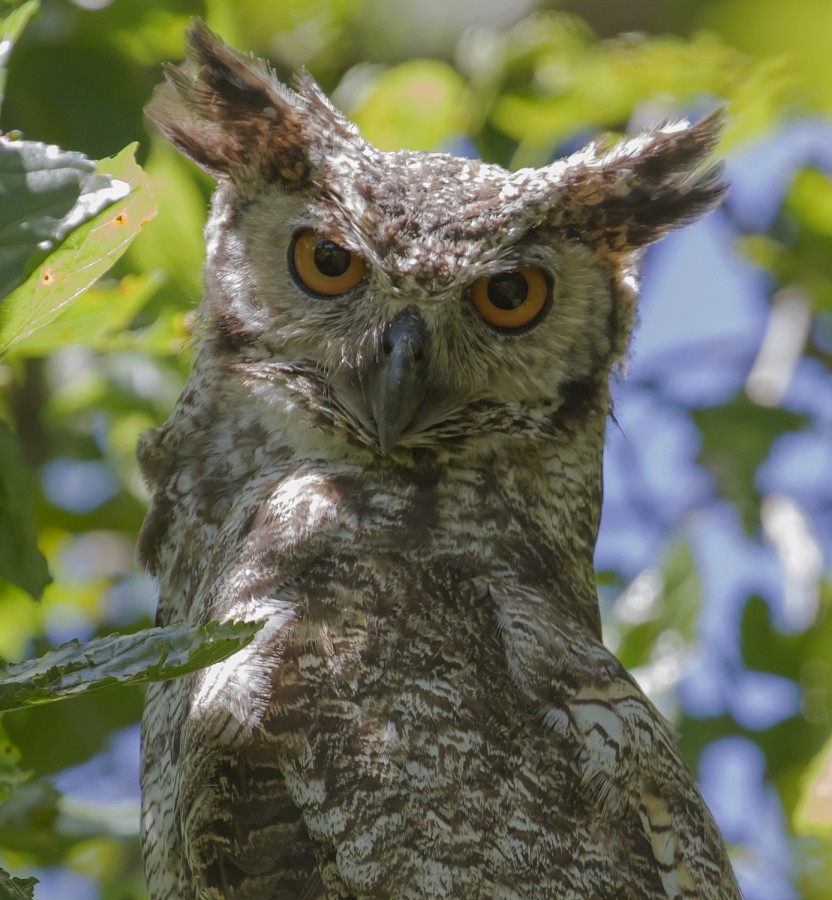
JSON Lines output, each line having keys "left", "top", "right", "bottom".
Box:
{"left": 146, "top": 19, "right": 312, "bottom": 191}
{"left": 557, "top": 108, "right": 727, "bottom": 254}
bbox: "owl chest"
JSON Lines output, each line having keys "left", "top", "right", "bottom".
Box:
{"left": 185, "top": 459, "right": 571, "bottom": 759}
{"left": 265, "top": 553, "right": 514, "bottom": 725}
{"left": 198, "top": 462, "right": 553, "bottom": 730}
{"left": 173, "top": 469, "right": 621, "bottom": 892}
{"left": 256, "top": 574, "right": 561, "bottom": 834}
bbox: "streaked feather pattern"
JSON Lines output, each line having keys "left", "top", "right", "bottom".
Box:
{"left": 140, "top": 20, "right": 739, "bottom": 900}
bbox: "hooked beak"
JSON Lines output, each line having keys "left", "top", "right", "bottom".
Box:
{"left": 368, "top": 306, "right": 429, "bottom": 456}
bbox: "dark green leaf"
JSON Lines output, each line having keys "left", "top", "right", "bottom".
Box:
{"left": 0, "top": 1, "right": 39, "bottom": 116}
{"left": 0, "top": 778, "right": 65, "bottom": 862}
{"left": 0, "top": 620, "right": 263, "bottom": 712}
{"left": 0, "top": 142, "right": 155, "bottom": 353}
{"left": 0, "top": 421, "right": 50, "bottom": 600}
{"left": 692, "top": 396, "right": 807, "bottom": 530}
{"left": 737, "top": 593, "right": 832, "bottom": 782}
{"left": 0, "top": 868, "right": 38, "bottom": 900}
{"left": 3, "top": 683, "right": 144, "bottom": 777}
{"left": 0, "top": 137, "right": 129, "bottom": 301}
{"left": 0, "top": 719, "right": 26, "bottom": 804}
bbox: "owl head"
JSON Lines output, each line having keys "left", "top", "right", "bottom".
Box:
{"left": 148, "top": 21, "right": 724, "bottom": 459}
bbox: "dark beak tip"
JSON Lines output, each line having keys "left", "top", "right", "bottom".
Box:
{"left": 376, "top": 418, "right": 405, "bottom": 457}
{"left": 369, "top": 306, "right": 430, "bottom": 457}
{"left": 377, "top": 437, "right": 394, "bottom": 457}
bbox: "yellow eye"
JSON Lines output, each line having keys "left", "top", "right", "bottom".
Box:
{"left": 471, "top": 266, "right": 550, "bottom": 331}
{"left": 289, "top": 228, "right": 366, "bottom": 297}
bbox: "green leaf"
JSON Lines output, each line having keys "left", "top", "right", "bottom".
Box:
{"left": 0, "top": 620, "right": 263, "bottom": 712}
{"left": 692, "top": 395, "right": 807, "bottom": 530}
{"left": 3, "top": 682, "right": 143, "bottom": 777}
{"left": 0, "top": 1, "right": 39, "bottom": 116}
{"left": 0, "top": 137, "right": 130, "bottom": 301}
{"left": 489, "top": 17, "right": 778, "bottom": 167}
{"left": 737, "top": 592, "right": 832, "bottom": 781}
{"left": 795, "top": 733, "right": 832, "bottom": 835}
{"left": 0, "top": 142, "right": 156, "bottom": 354}
{"left": 0, "top": 868, "right": 38, "bottom": 900}
{"left": 0, "top": 719, "right": 26, "bottom": 804}
{"left": 352, "top": 60, "right": 468, "bottom": 151}
{"left": 2, "top": 270, "right": 163, "bottom": 357}
{"left": 124, "top": 138, "right": 207, "bottom": 303}
{"left": 0, "top": 422, "right": 50, "bottom": 601}
{"left": 0, "top": 778, "right": 63, "bottom": 860}
{"left": 614, "top": 541, "right": 701, "bottom": 671}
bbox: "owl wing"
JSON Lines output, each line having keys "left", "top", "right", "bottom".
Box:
{"left": 144, "top": 569, "right": 739, "bottom": 900}
{"left": 486, "top": 577, "right": 741, "bottom": 900}
{"left": 151, "top": 591, "right": 332, "bottom": 899}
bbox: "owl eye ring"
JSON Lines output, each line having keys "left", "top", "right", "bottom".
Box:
{"left": 289, "top": 228, "right": 366, "bottom": 297}
{"left": 471, "top": 266, "right": 551, "bottom": 331}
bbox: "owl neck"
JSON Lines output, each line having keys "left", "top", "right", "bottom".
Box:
{"left": 434, "top": 397, "right": 606, "bottom": 636}
{"left": 139, "top": 366, "right": 608, "bottom": 638}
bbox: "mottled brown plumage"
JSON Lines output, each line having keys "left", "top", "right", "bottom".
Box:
{"left": 139, "top": 20, "right": 739, "bottom": 899}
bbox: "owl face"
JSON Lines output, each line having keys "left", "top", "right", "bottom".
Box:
{"left": 205, "top": 171, "right": 618, "bottom": 455}
{"left": 149, "top": 22, "right": 724, "bottom": 459}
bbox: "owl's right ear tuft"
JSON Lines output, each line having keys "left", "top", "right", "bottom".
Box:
{"left": 146, "top": 19, "right": 311, "bottom": 191}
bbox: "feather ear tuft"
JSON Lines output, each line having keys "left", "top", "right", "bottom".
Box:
{"left": 145, "top": 19, "right": 312, "bottom": 190}
{"left": 555, "top": 108, "right": 727, "bottom": 254}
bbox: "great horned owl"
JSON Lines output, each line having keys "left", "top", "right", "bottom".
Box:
{"left": 138, "top": 20, "right": 740, "bottom": 900}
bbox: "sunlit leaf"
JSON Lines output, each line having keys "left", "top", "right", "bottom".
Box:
{"left": 0, "top": 137, "right": 129, "bottom": 303}
{"left": 490, "top": 17, "right": 776, "bottom": 165}
{"left": 110, "top": 9, "right": 193, "bottom": 66}
{"left": 0, "top": 143, "right": 156, "bottom": 354}
{"left": 124, "top": 138, "right": 206, "bottom": 305}
{"left": 0, "top": 582, "right": 39, "bottom": 664}
{"left": 794, "top": 734, "right": 832, "bottom": 899}
{"left": 789, "top": 169, "right": 832, "bottom": 241}
{"left": 207, "top": 0, "right": 360, "bottom": 72}
{"left": 701, "top": 0, "right": 832, "bottom": 111}
{"left": 0, "top": 422, "right": 50, "bottom": 601}
{"left": 122, "top": 307, "right": 192, "bottom": 355}
{"left": 0, "top": 620, "right": 263, "bottom": 712}
{"left": 2, "top": 271, "right": 164, "bottom": 357}
{"left": 795, "top": 734, "right": 832, "bottom": 833}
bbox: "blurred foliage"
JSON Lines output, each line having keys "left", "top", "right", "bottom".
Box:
{"left": 0, "top": 0, "right": 829, "bottom": 898}
{"left": 0, "top": 423, "right": 49, "bottom": 601}
{"left": 697, "top": 0, "right": 832, "bottom": 111}
{"left": 692, "top": 398, "right": 808, "bottom": 530}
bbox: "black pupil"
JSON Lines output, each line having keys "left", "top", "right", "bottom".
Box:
{"left": 314, "top": 240, "right": 351, "bottom": 277}
{"left": 487, "top": 272, "right": 528, "bottom": 310}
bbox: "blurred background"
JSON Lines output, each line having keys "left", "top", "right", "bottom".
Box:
{"left": 0, "top": 0, "right": 830, "bottom": 897}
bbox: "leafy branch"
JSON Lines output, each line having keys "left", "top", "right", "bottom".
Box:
{"left": 0, "top": 620, "right": 263, "bottom": 713}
